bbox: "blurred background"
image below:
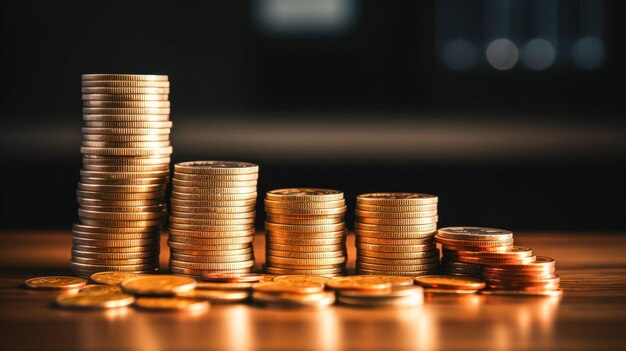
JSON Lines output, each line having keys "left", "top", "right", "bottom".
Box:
{"left": 1, "top": 0, "right": 624, "bottom": 231}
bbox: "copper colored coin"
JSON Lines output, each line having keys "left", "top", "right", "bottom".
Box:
{"left": 414, "top": 275, "right": 486, "bottom": 290}
{"left": 202, "top": 273, "right": 264, "bottom": 283}
{"left": 325, "top": 276, "right": 392, "bottom": 291}
{"left": 25, "top": 276, "right": 87, "bottom": 289}
{"left": 177, "top": 289, "right": 250, "bottom": 302}
{"left": 254, "top": 281, "right": 325, "bottom": 294}
{"left": 479, "top": 289, "right": 563, "bottom": 297}
{"left": 134, "top": 297, "right": 209, "bottom": 311}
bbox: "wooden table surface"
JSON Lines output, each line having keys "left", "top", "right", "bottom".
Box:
{"left": 0, "top": 231, "right": 625, "bottom": 351}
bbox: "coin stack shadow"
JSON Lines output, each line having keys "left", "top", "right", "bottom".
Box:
{"left": 355, "top": 193, "right": 440, "bottom": 277}
{"left": 72, "top": 74, "right": 172, "bottom": 278}
{"left": 264, "top": 189, "right": 348, "bottom": 276}
{"left": 168, "top": 161, "right": 259, "bottom": 278}
{"left": 436, "top": 227, "right": 514, "bottom": 278}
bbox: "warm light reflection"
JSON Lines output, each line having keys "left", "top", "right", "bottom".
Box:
{"left": 222, "top": 305, "right": 253, "bottom": 351}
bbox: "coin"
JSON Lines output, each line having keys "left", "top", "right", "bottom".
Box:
{"left": 252, "top": 291, "right": 335, "bottom": 308}
{"left": 82, "top": 93, "right": 169, "bottom": 101}
{"left": 174, "top": 161, "right": 259, "bottom": 175}
{"left": 479, "top": 289, "right": 563, "bottom": 297}
{"left": 84, "top": 120, "right": 172, "bottom": 128}
{"left": 356, "top": 236, "right": 433, "bottom": 245}
{"left": 325, "top": 276, "right": 392, "bottom": 291}
{"left": 357, "top": 193, "right": 438, "bottom": 206}
{"left": 81, "top": 81, "right": 169, "bottom": 88}
{"left": 266, "top": 249, "right": 346, "bottom": 259}
{"left": 90, "top": 271, "right": 143, "bottom": 285}
{"left": 266, "top": 216, "right": 344, "bottom": 225}
{"left": 177, "top": 289, "right": 250, "bottom": 302}
{"left": 358, "top": 256, "right": 439, "bottom": 265}
{"left": 356, "top": 203, "right": 438, "bottom": 212}
{"left": 355, "top": 222, "right": 437, "bottom": 233}
{"left": 266, "top": 243, "right": 345, "bottom": 252}
{"left": 265, "top": 199, "right": 345, "bottom": 210}
{"left": 423, "top": 288, "right": 479, "bottom": 294}
{"left": 56, "top": 293, "right": 136, "bottom": 309}
{"left": 170, "top": 192, "right": 257, "bottom": 201}
{"left": 173, "top": 172, "right": 258, "bottom": 181}
{"left": 358, "top": 249, "right": 439, "bottom": 260}
{"left": 254, "top": 281, "right": 325, "bottom": 294}
{"left": 266, "top": 188, "right": 344, "bottom": 202}
{"left": 170, "top": 253, "right": 253, "bottom": 263}
{"left": 264, "top": 266, "right": 344, "bottom": 276}
{"left": 25, "top": 276, "right": 87, "bottom": 289}
{"left": 414, "top": 275, "right": 486, "bottom": 290}
{"left": 121, "top": 275, "right": 196, "bottom": 295}
{"left": 437, "top": 227, "right": 514, "bottom": 241}
{"left": 356, "top": 243, "right": 436, "bottom": 253}
{"left": 264, "top": 206, "right": 347, "bottom": 216}
{"left": 201, "top": 273, "right": 264, "bottom": 283}
{"left": 195, "top": 281, "right": 256, "bottom": 290}
{"left": 167, "top": 241, "right": 251, "bottom": 251}
{"left": 356, "top": 209, "right": 438, "bottom": 218}
{"left": 82, "top": 73, "right": 168, "bottom": 81}
{"left": 75, "top": 284, "right": 123, "bottom": 295}
{"left": 134, "top": 297, "right": 210, "bottom": 311}
{"left": 169, "top": 266, "right": 252, "bottom": 278}
{"left": 266, "top": 237, "right": 345, "bottom": 246}
{"left": 272, "top": 275, "right": 331, "bottom": 284}
{"left": 169, "top": 260, "right": 255, "bottom": 271}
{"left": 73, "top": 250, "right": 157, "bottom": 260}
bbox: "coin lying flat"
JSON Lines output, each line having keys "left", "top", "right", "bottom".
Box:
{"left": 414, "top": 275, "right": 486, "bottom": 290}
{"left": 177, "top": 289, "right": 250, "bottom": 303}
{"left": 201, "top": 273, "right": 264, "bottom": 283}
{"left": 25, "top": 276, "right": 87, "bottom": 289}
{"left": 56, "top": 293, "right": 136, "bottom": 309}
{"left": 121, "top": 275, "right": 197, "bottom": 295}
{"left": 90, "top": 272, "right": 143, "bottom": 285}
{"left": 326, "top": 276, "right": 392, "bottom": 291}
{"left": 134, "top": 297, "right": 209, "bottom": 311}
{"left": 254, "top": 282, "right": 325, "bottom": 294}
{"left": 252, "top": 291, "right": 336, "bottom": 308}
{"left": 272, "top": 275, "right": 331, "bottom": 285}
{"left": 74, "top": 284, "right": 123, "bottom": 295}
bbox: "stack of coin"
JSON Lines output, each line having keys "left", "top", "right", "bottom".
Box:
{"left": 264, "top": 189, "right": 348, "bottom": 276}
{"left": 436, "top": 227, "right": 514, "bottom": 278}
{"left": 480, "top": 256, "right": 561, "bottom": 295}
{"left": 73, "top": 74, "right": 172, "bottom": 278}
{"left": 168, "top": 161, "right": 259, "bottom": 278}
{"left": 355, "top": 193, "right": 439, "bottom": 277}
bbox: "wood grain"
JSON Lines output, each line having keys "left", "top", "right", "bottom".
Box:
{"left": 0, "top": 231, "right": 625, "bottom": 351}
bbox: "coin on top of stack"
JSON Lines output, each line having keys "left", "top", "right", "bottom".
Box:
{"left": 168, "top": 161, "right": 259, "bottom": 278}
{"left": 73, "top": 74, "right": 172, "bottom": 278}
{"left": 355, "top": 193, "right": 439, "bottom": 277}
{"left": 435, "top": 227, "right": 514, "bottom": 278}
{"left": 264, "top": 188, "right": 347, "bottom": 277}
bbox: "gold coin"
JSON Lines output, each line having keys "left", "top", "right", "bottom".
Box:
{"left": 170, "top": 211, "right": 255, "bottom": 220}
{"left": 171, "top": 248, "right": 252, "bottom": 257}
{"left": 169, "top": 259, "right": 255, "bottom": 270}
{"left": 78, "top": 209, "right": 166, "bottom": 221}
{"left": 358, "top": 216, "right": 438, "bottom": 226}
{"left": 265, "top": 188, "right": 343, "bottom": 202}
{"left": 434, "top": 236, "right": 514, "bottom": 247}
{"left": 121, "top": 275, "right": 196, "bottom": 295}
{"left": 80, "top": 85, "right": 170, "bottom": 94}
{"left": 358, "top": 256, "right": 439, "bottom": 265}
{"left": 263, "top": 266, "right": 344, "bottom": 276}
{"left": 82, "top": 133, "right": 170, "bottom": 142}
{"left": 170, "top": 253, "right": 253, "bottom": 263}
{"left": 254, "top": 281, "right": 325, "bottom": 294}
{"left": 456, "top": 255, "right": 536, "bottom": 266}
{"left": 70, "top": 262, "right": 157, "bottom": 273}
{"left": 172, "top": 178, "right": 257, "bottom": 188}
{"left": 265, "top": 243, "right": 344, "bottom": 253}
{"left": 72, "top": 249, "right": 157, "bottom": 260}
{"left": 72, "top": 256, "right": 158, "bottom": 265}
{"left": 453, "top": 246, "right": 533, "bottom": 259}
{"left": 78, "top": 190, "right": 165, "bottom": 201}
{"left": 171, "top": 185, "right": 256, "bottom": 195}
{"left": 479, "top": 289, "right": 563, "bottom": 297}
{"left": 82, "top": 156, "right": 170, "bottom": 166}
{"left": 80, "top": 176, "right": 168, "bottom": 186}
{"left": 170, "top": 205, "right": 255, "bottom": 214}
{"left": 349, "top": 275, "right": 415, "bottom": 287}
{"left": 266, "top": 237, "right": 345, "bottom": 246}
{"left": 414, "top": 275, "right": 486, "bottom": 290}
{"left": 82, "top": 81, "right": 169, "bottom": 88}
{"left": 177, "top": 289, "right": 249, "bottom": 302}
{"left": 337, "top": 294, "right": 423, "bottom": 308}
{"left": 266, "top": 216, "right": 344, "bottom": 225}
{"left": 355, "top": 222, "right": 437, "bottom": 232}
{"left": 84, "top": 120, "right": 173, "bottom": 129}
{"left": 174, "top": 161, "right": 259, "bottom": 175}
{"left": 83, "top": 114, "right": 170, "bottom": 122}
{"left": 267, "top": 229, "right": 345, "bottom": 239}
{"left": 173, "top": 172, "right": 258, "bottom": 181}
{"left": 25, "top": 276, "right": 87, "bottom": 289}
{"left": 78, "top": 182, "right": 166, "bottom": 193}
{"left": 357, "top": 193, "right": 438, "bottom": 206}
{"left": 356, "top": 209, "right": 438, "bottom": 218}
{"left": 72, "top": 244, "right": 158, "bottom": 253}
{"left": 357, "top": 262, "right": 440, "bottom": 272}
{"left": 83, "top": 107, "right": 170, "bottom": 115}
{"left": 272, "top": 275, "right": 331, "bottom": 284}
{"left": 355, "top": 229, "right": 436, "bottom": 239}
{"left": 201, "top": 272, "right": 264, "bottom": 283}
{"left": 264, "top": 262, "right": 344, "bottom": 270}
{"left": 72, "top": 237, "right": 160, "bottom": 248}
{"left": 168, "top": 217, "right": 254, "bottom": 226}
{"left": 356, "top": 236, "right": 433, "bottom": 245}
{"left": 266, "top": 249, "right": 346, "bottom": 259}
{"left": 170, "top": 192, "right": 257, "bottom": 201}
{"left": 90, "top": 271, "right": 143, "bottom": 285}
{"left": 75, "top": 284, "right": 123, "bottom": 295}
{"left": 423, "top": 288, "right": 478, "bottom": 294}
{"left": 356, "top": 203, "right": 438, "bottom": 212}
{"left": 79, "top": 203, "right": 165, "bottom": 213}
{"left": 168, "top": 228, "right": 254, "bottom": 238}
{"left": 56, "top": 293, "right": 135, "bottom": 309}
{"left": 356, "top": 242, "right": 436, "bottom": 252}
{"left": 81, "top": 146, "right": 173, "bottom": 157}
{"left": 168, "top": 266, "right": 252, "bottom": 278}
{"left": 358, "top": 248, "right": 439, "bottom": 259}
{"left": 252, "top": 291, "right": 335, "bottom": 307}
{"left": 82, "top": 93, "right": 169, "bottom": 101}
{"left": 264, "top": 199, "right": 345, "bottom": 210}
{"left": 325, "top": 276, "right": 392, "bottom": 291}
{"left": 264, "top": 206, "right": 347, "bottom": 216}
{"left": 437, "top": 227, "right": 514, "bottom": 241}
{"left": 134, "top": 296, "right": 209, "bottom": 311}
{"left": 265, "top": 222, "right": 345, "bottom": 233}
{"left": 168, "top": 235, "right": 254, "bottom": 245}
{"left": 168, "top": 223, "right": 254, "bottom": 232}
{"left": 169, "top": 198, "right": 256, "bottom": 207}
{"left": 356, "top": 268, "right": 439, "bottom": 277}
{"left": 265, "top": 256, "right": 346, "bottom": 266}
{"left": 196, "top": 281, "right": 256, "bottom": 290}
{"left": 82, "top": 74, "right": 168, "bottom": 81}
{"left": 167, "top": 241, "right": 251, "bottom": 251}
{"left": 338, "top": 285, "right": 424, "bottom": 298}
{"left": 78, "top": 218, "right": 164, "bottom": 228}
{"left": 73, "top": 223, "right": 161, "bottom": 234}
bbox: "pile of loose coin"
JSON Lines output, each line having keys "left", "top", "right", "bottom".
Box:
{"left": 436, "top": 227, "right": 561, "bottom": 296}
{"left": 264, "top": 189, "right": 348, "bottom": 276}
{"left": 73, "top": 74, "right": 172, "bottom": 278}
{"left": 168, "top": 161, "right": 259, "bottom": 278}
{"left": 355, "top": 193, "right": 440, "bottom": 276}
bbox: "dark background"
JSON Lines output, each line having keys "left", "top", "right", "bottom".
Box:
{"left": 1, "top": 0, "right": 624, "bottom": 231}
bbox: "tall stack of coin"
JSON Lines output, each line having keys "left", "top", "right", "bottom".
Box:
{"left": 168, "top": 161, "right": 258, "bottom": 278}
{"left": 72, "top": 74, "right": 172, "bottom": 278}
{"left": 355, "top": 193, "right": 439, "bottom": 277}
{"left": 435, "top": 227, "right": 514, "bottom": 278}
{"left": 264, "top": 189, "right": 347, "bottom": 276}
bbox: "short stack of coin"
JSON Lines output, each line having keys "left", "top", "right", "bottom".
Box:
{"left": 73, "top": 74, "right": 172, "bottom": 278}
{"left": 355, "top": 193, "right": 440, "bottom": 277}
{"left": 436, "top": 227, "right": 514, "bottom": 278}
{"left": 480, "top": 256, "right": 561, "bottom": 295}
{"left": 264, "top": 189, "right": 347, "bottom": 276}
{"left": 168, "top": 161, "right": 259, "bottom": 278}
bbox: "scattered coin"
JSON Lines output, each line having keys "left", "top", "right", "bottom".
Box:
{"left": 414, "top": 275, "right": 486, "bottom": 290}
{"left": 134, "top": 297, "right": 209, "bottom": 311}
{"left": 56, "top": 293, "right": 136, "bottom": 309}
{"left": 121, "top": 275, "right": 197, "bottom": 295}
{"left": 25, "top": 276, "right": 87, "bottom": 289}
{"left": 90, "top": 271, "right": 143, "bottom": 285}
